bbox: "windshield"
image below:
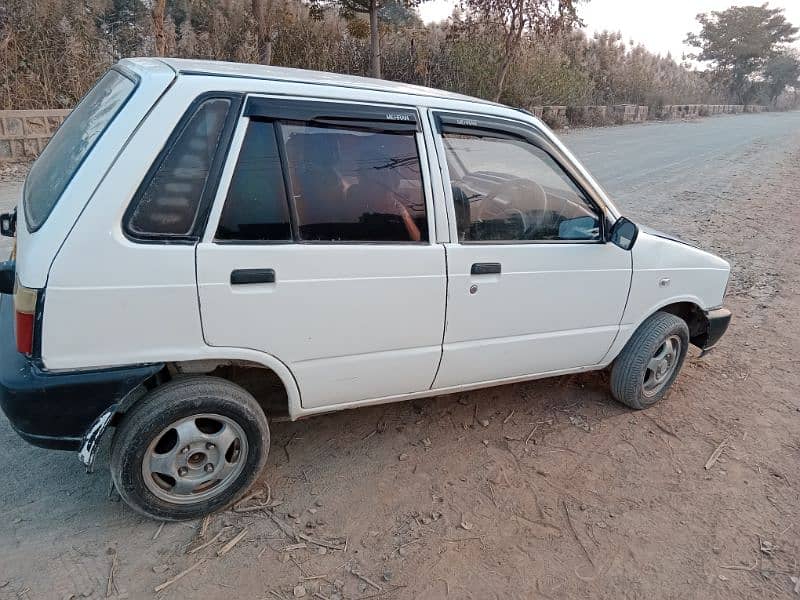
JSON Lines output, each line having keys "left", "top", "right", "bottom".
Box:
{"left": 24, "top": 69, "right": 136, "bottom": 231}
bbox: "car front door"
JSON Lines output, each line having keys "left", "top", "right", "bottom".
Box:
{"left": 196, "top": 97, "right": 446, "bottom": 409}
{"left": 430, "top": 111, "right": 631, "bottom": 388}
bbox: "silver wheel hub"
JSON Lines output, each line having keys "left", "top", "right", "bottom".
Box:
{"left": 642, "top": 335, "right": 681, "bottom": 398}
{"left": 142, "top": 414, "right": 248, "bottom": 505}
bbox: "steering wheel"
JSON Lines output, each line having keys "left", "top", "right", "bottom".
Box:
{"left": 476, "top": 178, "right": 548, "bottom": 238}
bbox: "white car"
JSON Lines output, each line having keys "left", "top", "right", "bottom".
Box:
{"left": 0, "top": 59, "right": 731, "bottom": 521}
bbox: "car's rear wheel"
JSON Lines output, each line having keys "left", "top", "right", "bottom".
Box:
{"left": 110, "top": 376, "right": 269, "bottom": 521}
{"left": 610, "top": 311, "right": 689, "bottom": 410}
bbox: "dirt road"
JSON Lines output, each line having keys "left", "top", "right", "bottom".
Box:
{"left": 1, "top": 112, "right": 799, "bottom": 599}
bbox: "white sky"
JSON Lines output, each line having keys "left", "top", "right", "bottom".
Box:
{"left": 418, "top": 0, "right": 800, "bottom": 62}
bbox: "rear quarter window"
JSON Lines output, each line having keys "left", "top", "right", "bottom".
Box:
{"left": 23, "top": 69, "right": 137, "bottom": 232}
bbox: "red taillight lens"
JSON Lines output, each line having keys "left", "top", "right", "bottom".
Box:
{"left": 13, "top": 277, "right": 38, "bottom": 355}
{"left": 15, "top": 310, "right": 34, "bottom": 354}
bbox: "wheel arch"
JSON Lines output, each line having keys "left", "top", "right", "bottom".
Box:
{"left": 78, "top": 348, "right": 302, "bottom": 470}
{"left": 603, "top": 296, "right": 711, "bottom": 365}
{"left": 163, "top": 348, "right": 302, "bottom": 420}
{"left": 657, "top": 301, "right": 711, "bottom": 348}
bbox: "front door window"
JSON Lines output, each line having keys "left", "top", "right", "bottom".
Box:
{"left": 441, "top": 133, "right": 600, "bottom": 243}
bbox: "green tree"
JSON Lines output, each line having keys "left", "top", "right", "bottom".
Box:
{"left": 313, "top": 0, "right": 427, "bottom": 78}
{"left": 686, "top": 3, "right": 798, "bottom": 103}
{"left": 457, "top": 0, "right": 584, "bottom": 102}
{"left": 763, "top": 51, "right": 800, "bottom": 104}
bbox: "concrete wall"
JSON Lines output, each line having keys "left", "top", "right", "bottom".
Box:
{"left": 0, "top": 109, "right": 70, "bottom": 163}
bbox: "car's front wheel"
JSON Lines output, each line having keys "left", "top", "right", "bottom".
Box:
{"left": 610, "top": 311, "right": 690, "bottom": 410}
{"left": 110, "top": 376, "right": 270, "bottom": 521}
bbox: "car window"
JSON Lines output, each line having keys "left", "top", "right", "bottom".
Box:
{"left": 127, "top": 98, "right": 231, "bottom": 238}
{"left": 442, "top": 133, "right": 600, "bottom": 243}
{"left": 280, "top": 123, "right": 428, "bottom": 242}
{"left": 217, "top": 120, "right": 291, "bottom": 241}
{"left": 24, "top": 69, "right": 136, "bottom": 231}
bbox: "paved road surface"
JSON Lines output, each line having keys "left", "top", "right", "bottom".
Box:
{"left": 565, "top": 111, "right": 800, "bottom": 202}
{"left": 1, "top": 111, "right": 799, "bottom": 600}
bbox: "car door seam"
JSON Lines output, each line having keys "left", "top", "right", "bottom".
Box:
{"left": 599, "top": 249, "right": 634, "bottom": 363}
{"left": 429, "top": 242, "right": 449, "bottom": 389}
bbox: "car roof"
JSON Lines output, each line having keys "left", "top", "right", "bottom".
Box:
{"left": 128, "top": 57, "right": 503, "bottom": 110}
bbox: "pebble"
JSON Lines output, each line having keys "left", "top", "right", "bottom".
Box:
{"left": 293, "top": 584, "right": 307, "bottom": 598}
{"left": 480, "top": 419, "right": 490, "bottom": 427}
{"left": 399, "top": 453, "right": 409, "bottom": 461}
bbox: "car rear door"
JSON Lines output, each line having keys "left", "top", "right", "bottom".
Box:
{"left": 196, "top": 97, "right": 446, "bottom": 409}
{"left": 430, "top": 111, "right": 631, "bottom": 388}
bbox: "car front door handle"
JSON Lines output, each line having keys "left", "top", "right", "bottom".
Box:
{"left": 471, "top": 262, "right": 501, "bottom": 275}
{"left": 230, "top": 268, "right": 276, "bottom": 285}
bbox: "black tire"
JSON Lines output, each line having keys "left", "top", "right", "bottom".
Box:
{"left": 610, "top": 311, "right": 690, "bottom": 410}
{"left": 110, "top": 376, "right": 269, "bottom": 521}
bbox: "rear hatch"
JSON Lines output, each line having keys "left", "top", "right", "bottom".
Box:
{"left": 3, "top": 59, "right": 175, "bottom": 360}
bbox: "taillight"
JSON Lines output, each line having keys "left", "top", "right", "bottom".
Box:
{"left": 13, "top": 276, "right": 38, "bottom": 355}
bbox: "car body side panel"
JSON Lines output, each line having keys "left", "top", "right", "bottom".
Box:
{"left": 601, "top": 231, "right": 730, "bottom": 362}
{"left": 196, "top": 99, "right": 447, "bottom": 409}
{"left": 15, "top": 59, "right": 175, "bottom": 289}
{"left": 42, "top": 78, "right": 211, "bottom": 370}
{"left": 434, "top": 242, "right": 631, "bottom": 387}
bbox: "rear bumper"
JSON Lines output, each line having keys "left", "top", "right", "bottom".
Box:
{"left": 701, "top": 307, "right": 731, "bottom": 352}
{"left": 0, "top": 294, "right": 162, "bottom": 450}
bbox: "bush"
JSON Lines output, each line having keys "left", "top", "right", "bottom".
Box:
{"left": 0, "top": 0, "right": 732, "bottom": 110}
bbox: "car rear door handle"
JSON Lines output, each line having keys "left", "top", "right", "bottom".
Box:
{"left": 230, "top": 268, "right": 276, "bottom": 285}
{"left": 471, "top": 262, "right": 501, "bottom": 275}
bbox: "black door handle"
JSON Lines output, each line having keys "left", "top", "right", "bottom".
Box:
{"left": 471, "top": 262, "right": 501, "bottom": 275}
{"left": 230, "top": 268, "right": 276, "bottom": 285}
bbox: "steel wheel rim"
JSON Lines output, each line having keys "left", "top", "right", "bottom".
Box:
{"left": 142, "top": 413, "right": 248, "bottom": 505}
{"left": 642, "top": 335, "right": 682, "bottom": 398}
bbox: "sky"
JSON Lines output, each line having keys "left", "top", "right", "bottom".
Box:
{"left": 418, "top": 0, "right": 800, "bottom": 63}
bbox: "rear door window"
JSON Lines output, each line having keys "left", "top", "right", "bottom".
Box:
{"left": 281, "top": 123, "right": 427, "bottom": 242}
{"left": 24, "top": 69, "right": 136, "bottom": 232}
{"left": 216, "top": 120, "right": 292, "bottom": 242}
{"left": 214, "top": 101, "right": 429, "bottom": 244}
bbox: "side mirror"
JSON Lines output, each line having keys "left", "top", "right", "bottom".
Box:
{"left": 609, "top": 217, "right": 638, "bottom": 250}
{"left": 0, "top": 261, "right": 15, "bottom": 295}
{"left": 0, "top": 208, "right": 17, "bottom": 237}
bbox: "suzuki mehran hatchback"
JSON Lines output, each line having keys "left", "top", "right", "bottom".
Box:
{"left": 0, "top": 58, "right": 731, "bottom": 520}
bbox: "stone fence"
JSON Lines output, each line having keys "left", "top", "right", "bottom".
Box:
{"left": 534, "top": 102, "right": 764, "bottom": 129}
{"left": 0, "top": 109, "right": 71, "bottom": 163}
{"left": 0, "top": 103, "right": 770, "bottom": 163}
